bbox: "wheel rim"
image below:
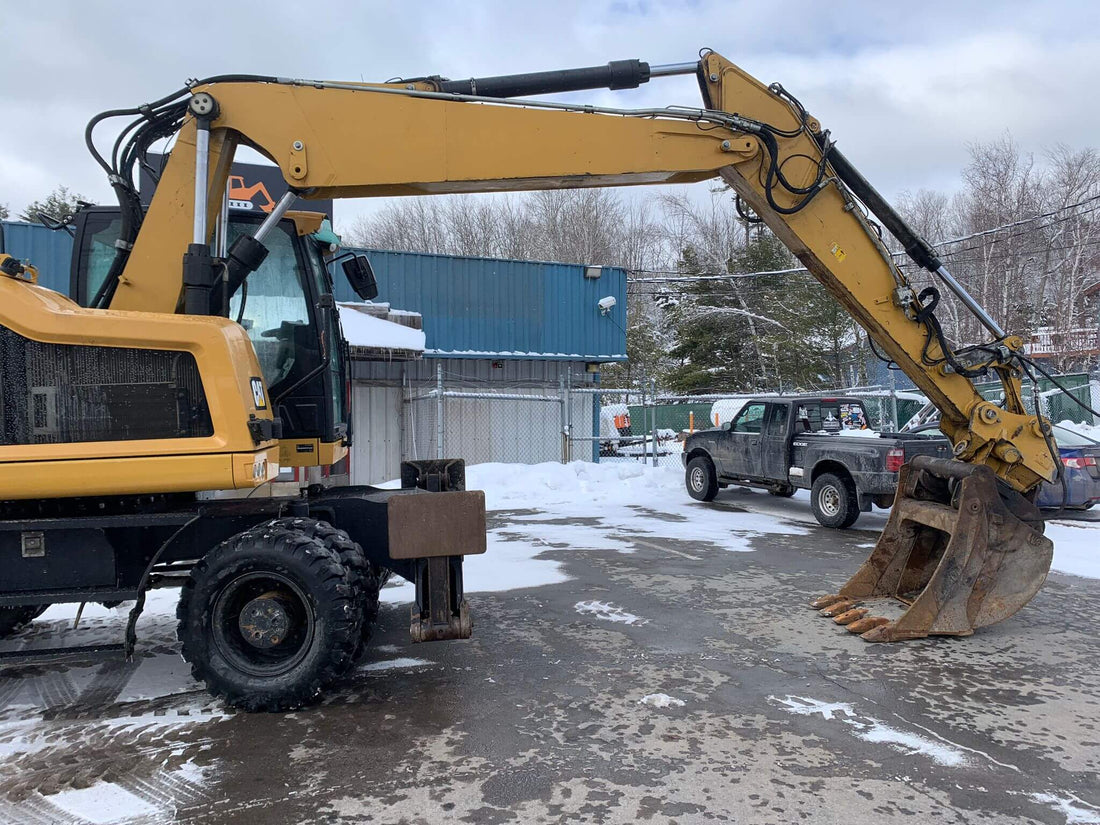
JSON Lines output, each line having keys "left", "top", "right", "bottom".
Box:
{"left": 690, "top": 466, "right": 705, "bottom": 492}
{"left": 212, "top": 571, "right": 314, "bottom": 677}
{"left": 819, "top": 485, "right": 841, "bottom": 517}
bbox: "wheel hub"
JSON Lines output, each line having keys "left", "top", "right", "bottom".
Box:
{"left": 691, "top": 467, "right": 704, "bottom": 490}
{"left": 820, "top": 486, "right": 841, "bottom": 517}
{"left": 238, "top": 594, "right": 291, "bottom": 649}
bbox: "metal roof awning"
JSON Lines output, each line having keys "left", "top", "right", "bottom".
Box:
{"left": 339, "top": 302, "right": 426, "bottom": 362}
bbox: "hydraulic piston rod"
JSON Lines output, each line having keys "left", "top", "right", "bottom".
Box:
{"left": 434, "top": 58, "right": 697, "bottom": 99}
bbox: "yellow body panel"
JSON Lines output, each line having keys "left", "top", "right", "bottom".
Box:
{"left": 0, "top": 276, "right": 278, "bottom": 498}
{"left": 0, "top": 447, "right": 278, "bottom": 501}
{"left": 279, "top": 439, "right": 348, "bottom": 468}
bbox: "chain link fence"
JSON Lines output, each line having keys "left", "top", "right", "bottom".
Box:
{"left": 404, "top": 365, "right": 1099, "bottom": 473}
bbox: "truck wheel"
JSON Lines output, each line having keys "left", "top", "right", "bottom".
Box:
{"left": 686, "top": 456, "right": 719, "bottom": 502}
{"left": 270, "top": 517, "right": 381, "bottom": 661}
{"left": 0, "top": 605, "right": 47, "bottom": 639}
{"left": 811, "top": 473, "right": 860, "bottom": 529}
{"left": 177, "top": 522, "right": 360, "bottom": 711}
{"left": 769, "top": 485, "right": 797, "bottom": 498}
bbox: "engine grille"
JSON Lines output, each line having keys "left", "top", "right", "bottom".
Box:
{"left": 1, "top": 326, "right": 214, "bottom": 445}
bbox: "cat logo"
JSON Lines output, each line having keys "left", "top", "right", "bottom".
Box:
{"left": 250, "top": 377, "right": 268, "bottom": 409}
{"left": 228, "top": 175, "right": 276, "bottom": 213}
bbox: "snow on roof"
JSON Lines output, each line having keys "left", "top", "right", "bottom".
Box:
{"left": 338, "top": 303, "right": 425, "bottom": 354}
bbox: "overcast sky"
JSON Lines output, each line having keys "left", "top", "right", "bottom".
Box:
{"left": 3, "top": 0, "right": 1099, "bottom": 230}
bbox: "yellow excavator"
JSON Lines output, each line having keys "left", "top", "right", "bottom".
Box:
{"left": 0, "top": 49, "right": 1061, "bottom": 708}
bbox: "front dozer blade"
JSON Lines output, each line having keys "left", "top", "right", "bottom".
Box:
{"left": 812, "top": 456, "right": 1052, "bottom": 642}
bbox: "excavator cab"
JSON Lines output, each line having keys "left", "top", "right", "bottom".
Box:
{"left": 69, "top": 204, "right": 351, "bottom": 468}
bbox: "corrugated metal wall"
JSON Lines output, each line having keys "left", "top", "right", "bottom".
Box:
{"left": 351, "top": 358, "right": 598, "bottom": 479}
{"left": 1, "top": 221, "right": 73, "bottom": 294}
{"left": 350, "top": 385, "right": 403, "bottom": 485}
{"left": 340, "top": 249, "right": 627, "bottom": 361}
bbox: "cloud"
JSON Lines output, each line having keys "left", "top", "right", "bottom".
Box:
{"left": 2, "top": 0, "right": 1098, "bottom": 226}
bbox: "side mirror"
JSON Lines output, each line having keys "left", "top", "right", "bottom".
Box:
{"left": 342, "top": 254, "right": 378, "bottom": 301}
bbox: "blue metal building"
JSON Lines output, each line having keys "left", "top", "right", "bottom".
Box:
{"left": 1, "top": 221, "right": 73, "bottom": 293}
{"left": 341, "top": 248, "right": 626, "bottom": 362}
{"left": 1, "top": 222, "right": 627, "bottom": 364}
{"left": 3, "top": 220, "right": 625, "bottom": 480}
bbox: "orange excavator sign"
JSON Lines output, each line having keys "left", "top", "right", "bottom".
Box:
{"left": 227, "top": 174, "right": 276, "bottom": 213}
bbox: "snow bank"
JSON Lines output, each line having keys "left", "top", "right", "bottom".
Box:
{"left": 1057, "top": 419, "right": 1100, "bottom": 441}
{"left": 640, "top": 693, "right": 685, "bottom": 709}
{"left": 1047, "top": 521, "right": 1100, "bottom": 580}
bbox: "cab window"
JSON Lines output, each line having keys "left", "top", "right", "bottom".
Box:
{"left": 732, "top": 403, "right": 766, "bottom": 434}
{"left": 303, "top": 238, "right": 347, "bottom": 429}
{"left": 226, "top": 220, "right": 313, "bottom": 390}
{"left": 75, "top": 212, "right": 122, "bottom": 305}
{"left": 764, "top": 403, "right": 788, "bottom": 437}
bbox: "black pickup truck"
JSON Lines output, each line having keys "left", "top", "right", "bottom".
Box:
{"left": 681, "top": 395, "right": 951, "bottom": 528}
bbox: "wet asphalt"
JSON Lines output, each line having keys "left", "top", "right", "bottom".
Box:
{"left": 0, "top": 489, "right": 1098, "bottom": 824}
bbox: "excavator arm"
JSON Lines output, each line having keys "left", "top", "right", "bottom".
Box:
{"left": 97, "top": 49, "right": 1057, "bottom": 640}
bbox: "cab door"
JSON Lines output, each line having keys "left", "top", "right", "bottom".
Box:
{"left": 723, "top": 402, "right": 767, "bottom": 478}
{"left": 760, "top": 403, "right": 790, "bottom": 481}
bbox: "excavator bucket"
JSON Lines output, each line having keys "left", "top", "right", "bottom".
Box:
{"left": 811, "top": 455, "right": 1052, "bottom": 642}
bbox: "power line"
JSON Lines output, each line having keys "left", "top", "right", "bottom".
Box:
{"left": 626, "top": 192, "right": 1100, "bottom": 283}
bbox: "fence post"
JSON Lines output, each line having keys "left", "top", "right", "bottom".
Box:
{"left": 559, "top": 373, "right": 568, "bottom": 464}
{"left": 566, "top": 367, "right": 574, "bottom": 463}
{"left": 591, "top": 371, "right": 601, "bottom": 463}
{"left": 435, "top": 362, "right": 444, "bottom": 460}
{"left": 651, "top": 378, "right": 658, "bottom": 468}
{"left": 889, "top": 368, "right": 899, "bottom": 431}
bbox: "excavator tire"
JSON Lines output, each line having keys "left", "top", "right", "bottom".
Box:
{"left": 269, "top": 517, "right": 381, "bottom": 662}
{"left": 177, "top": 522, "right": 360, "bottom": 711}
{"left": 0, "top": 605, "right": 47, "bottom": 639}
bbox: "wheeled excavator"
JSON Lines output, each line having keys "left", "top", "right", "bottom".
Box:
{"left": 0, "top": 49, "right": 1061, "bottom": 709}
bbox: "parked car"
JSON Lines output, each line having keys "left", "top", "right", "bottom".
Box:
{"left": 682, "top": 395, "right": 951, "bottom": 528}
{"left": 1041, "top": 425, "right": 1100, "bottom": 509}
{"left": 910, "top": 421, "right": 1100, "bottom": 510}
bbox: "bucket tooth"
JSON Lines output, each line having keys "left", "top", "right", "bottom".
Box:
{"left": 846, "top": 616, "right": 889, "bottom": 635}
{"left": 833, "top": 608, "right": 867, "bottom": 626}
{"left": 810, "top": 594, "right": 846, "bottom": 610}
{"left": 819, "top": 600, "right": 856, "bottom": 618}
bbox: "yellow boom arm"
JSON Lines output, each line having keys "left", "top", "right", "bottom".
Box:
{"left": 108, "top": 51, "right": 1055, "bottom": 495}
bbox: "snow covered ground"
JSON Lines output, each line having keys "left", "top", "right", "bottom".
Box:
{"left": 2, "top": 460, "right": 1098, "bottom": 823}
{"left": 380, "top": 461, "right": 811, "bottom": 603}
{"left": 377, "top": 459, "right": 1100, "bottom": 600}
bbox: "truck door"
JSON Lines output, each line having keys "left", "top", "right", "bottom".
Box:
{"left": 725, "top": 401, "right": 767, "bottom": 478}
{"left": 760, "top": 403, "right": 790, "bottom": 481}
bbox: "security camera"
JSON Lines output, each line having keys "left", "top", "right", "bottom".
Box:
{"left": 598, "top": 296, "right": 617, "bottom": 315}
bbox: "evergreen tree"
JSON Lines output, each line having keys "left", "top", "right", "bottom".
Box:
{"left": 19, "top": 186, "right": 89, "bottom": 224}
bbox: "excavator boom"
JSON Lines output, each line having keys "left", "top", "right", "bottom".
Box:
{"left": 87, "top": 50, "right": 1059, "bottom": 641}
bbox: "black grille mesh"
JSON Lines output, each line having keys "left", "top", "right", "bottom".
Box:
{"left": 1, "top": 326, "right": 213, "bottom": 445}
